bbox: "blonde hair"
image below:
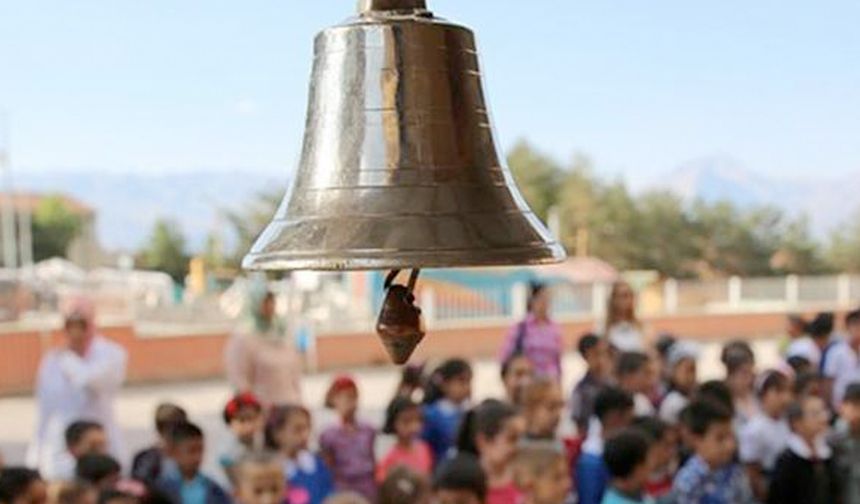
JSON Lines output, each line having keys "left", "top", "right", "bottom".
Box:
{"left": 513, "top": 442, "right": 566, "bottom": 488}
{"left": 606, "top": 281, "right": 640, "bottom": 330}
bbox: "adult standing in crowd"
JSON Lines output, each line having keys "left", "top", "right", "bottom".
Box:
{"left": 499, "top": 283, "right": 562, "bottom": 382}
{"left": 604, "top": 280, "right": 645, "bottom": 352}
{"left": 225, "top": 284, "right": 303, "bottom": 405}
{"left": 27, "top": 297, "right": 127, "bottom": 479}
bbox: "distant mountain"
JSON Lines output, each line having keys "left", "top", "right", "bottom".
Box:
{"left": 16, "top": 171, "right": 286, "bottom": 252}
{"left": 648, "top": 156, "right": 859, "bottom": 238}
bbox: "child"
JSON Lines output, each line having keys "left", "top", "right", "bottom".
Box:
{"left": 319, "top": 376, "right": 377, "bottom": 503}
{"left": 49, "top": 481, "right": 97, "bottom": 504}
{"left": 513, "top": 443, "right": 572, "bottom": 504}
{"left": 232, "top": 451, "right": 286, "bottom": 504}
{"left": 265, "top": 404, "right": 333, "bottom": 504}
{"left": 672, "top": 399, "right": 753, "bottom": 504}
{"left": 600, "top": 429, "right": 653, "bottom": 504}
{"left": 720, "top": 341, "right": 757, "bottom": 428}
{"left": 615, "top": 352, "right": 656, "bottom": 417}
{"left": 432, "top": 453, "right": 487, "bottom": 504}
{"left": 571, "top": 334, "right": 612, "bottom": 434}
{"left": 831, "top": 382, "right": 860, "bottom": 504}
{"left": 75, "top": 454, "right": 121, "bottom": 492}
{"left": 577, "top": 387, "right": 636, "bottom": 504}
{"left": 53, "top": 421, "right": 107, "bottom": 480}
{"left": 768, "top": 395, "right": 838, "bottom": 504}
{"left": 828, "top": 308, "right": 860, "bottom": 409}
{"left": 220, "top": 392, "right": 265, "bottom": 482}
{"left": 393, "top": 363, "right": 426, "bottom": 403}
{"left": 422, "top": 359, "right": 473, "bottom": 464}
{"left": 501, "top": 352, "right": 534, "bottom": 407}
{"left": 378, "top": 466, "right": 430, "bottom": 504}
{"left": 738, "top": 369, "right": 792, "bottom": 502}
{"left": 156, "top": 421, "right": 231, "bottom": 504}
{"left": 457, "top": 399, "right": 524, "bottom": 504}
{"left": 131, "top": 402, "right": 188, "bottom": 484}
{"left": 521, "top": 378, "right": 565, "bottom": 441}
{"left": 377, "top": 397, "right": 433, "bottom": 482}
{"left": 632, "top": 417, "right": 675, "bottom": 501}
{"left": 0, "top": 467, "right": 47, "bottom": 504}
{"left": 658, "top": 342, "right": 698, "bottom": 425}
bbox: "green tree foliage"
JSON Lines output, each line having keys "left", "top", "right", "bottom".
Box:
{"left": 139, "top": 219, "right": 188, "bottom": 283}
{"left": 827, "top": 210, "right": 860, "bottom": 272}
{"left": 31, "top": 196, "right": 84, "bottom": 262}
{"left": 507, "top": 140, "right": 564, "bottom": 221}
{"left": 222, "top": 188, "right": 283, "bottom": 267}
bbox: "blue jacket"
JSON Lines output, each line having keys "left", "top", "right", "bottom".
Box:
{"left": 156, "top": 471, "right": 231, "bottom": 504}
{"left": 285, "top": 451, "right": 334, "bottom": 504}
{"left": 422, "top": 400, "right": 465, "bottom": 465}
{"left": 577, "top": 451, "right": 609, "bottom": 504}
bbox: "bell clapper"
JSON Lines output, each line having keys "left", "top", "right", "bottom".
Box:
{"left": 375, "top": 269, "right": 426, "bottom": 365}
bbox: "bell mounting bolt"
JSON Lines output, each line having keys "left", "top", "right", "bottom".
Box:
{"left": 376, "top": 269, "right": 425, "bottom": 365}
{"left": 358, "top": 0, "right": 427, "bottom": 13}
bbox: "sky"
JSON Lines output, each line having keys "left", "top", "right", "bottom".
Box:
{"left": 1, "top": 1, "right": 859, "bottom": 185}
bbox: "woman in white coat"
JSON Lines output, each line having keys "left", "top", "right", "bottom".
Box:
{"left": 27, "top": 297, "right": 128, "bottom": 479}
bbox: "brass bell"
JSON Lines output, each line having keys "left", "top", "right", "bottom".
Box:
{"left": 243, "top": 0, "right": 565, "bottom": 362}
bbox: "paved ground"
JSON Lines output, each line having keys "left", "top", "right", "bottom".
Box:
{"left": 0, "top": 338, "right": 781, "bottom": 484}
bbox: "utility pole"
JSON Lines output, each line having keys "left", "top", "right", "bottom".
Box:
{"left": 0, "top": 111, "right": 17, "bottom": 269}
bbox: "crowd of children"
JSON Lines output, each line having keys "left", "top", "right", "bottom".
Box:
{"left": 3, "top": 308, "right": 860, "bottom": 504}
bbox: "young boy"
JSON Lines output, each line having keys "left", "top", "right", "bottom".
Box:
{"left": 768, "top": 395, "right": 838, "bottom": 504}
{"left": 672, "top": 399, "right": 754, "bottom": 504}
{"left": 600, "top": 429, "right": 653, "bottom": 504}
{"left": 219, "top": 393, "right": 264, "bottom": 482}
{"left": 53, "top": 421, "right": 107, "bottom": 480}
{"left": 577, "top": 386, "right": 635, "bottom": 504}
{"left": 616, "top": 352, "right": 656, "bottom": 417}
{"left": 232, "top": 451, "right": 286, "bottom": 504}
{"left": 156, "top": 421, "right": 231, "bottom": 504}
{"left": 632, "top": 417, "right": 675, "bottom": 501}
{"left": 513, "top": 443, "right": 572, "bottom": 504}
{"left": 831, "top": 382, "right": 860, "bottom": 504}
{"left": 572, "top": 334, "right": 612, "bottom": 434}
{"left": 522, "top": 378, "right": 565, "bottom": 441}
{"left": 75, "top": 454, "right": 121, "bottom": 492}
{"left": 829, "top": 309, "right": 860, "bottom": 409}
{"left": 738, "top": 370, "right": 792, "bottom": 502}
{"left": 131, "top": 402, "right": 188, "bottom": 484}
{"left": 0, "top": 467, "right": 48, "bottom": 504}
{"left": 432, "top": 453, "right": 487, "bottom": 504}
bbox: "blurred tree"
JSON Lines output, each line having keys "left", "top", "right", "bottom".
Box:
{"left": 506, "top": 140, "right": 564, "bottom": 222}
{"left": 826, "top": 209, "right": 860, "bottom": 272}
{"left": 771, "top": 215, "right": 828, "bottom": 274}
{"left": 631, "top": 191, "right": 698, "bottom": 277}
{"left": 222, "top": 188, "right": 283, "bottom": 266}
{"left": 31, "top": 196, "right": 84, "bottom": 262}
{"left": 140, "top": 219, "right": 188, "bottom": 283}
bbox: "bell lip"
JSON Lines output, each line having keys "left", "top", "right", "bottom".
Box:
{"left": 241, "top": 243, "right": 567, "bottom": 271}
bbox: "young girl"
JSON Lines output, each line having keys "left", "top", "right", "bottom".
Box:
{"left": 266, "top": 404, "right": 334, "bottom": 504}
{"left": 319, "top": 376, "right": 377, "bottom": 503}
{"left": 377, "top": 397, "right": 434, "bottom": 482}
{"left": 501, "top": 352, "right": 534, "bottom": 407}
{"left": 658, "top": 342, "right": 699, "bottom": 425}
{"left": 219, "top": 392, "right": 264, "bottom": 483}
{"left": 422, "top": 359, "right": 473, "bottom": 464}
{"left": 513, "top": 444, "right": 572, "bottom": 504}
{"left": 721, "top": 340, "right": 758, "bottom": 428}
{"left": 457, "top": 399, "right": 525, "bottom": 504}
{"left": 520, "top": 378, "right": 564, "bottom": 441}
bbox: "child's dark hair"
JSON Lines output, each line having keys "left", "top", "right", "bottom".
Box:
{"left": 75, "top": 454, "right": 121, "bottom": 484}
{"left": 603, "top": 429, "right": 652, "bottom": 479}
{"left": 264, "top": 404, "right": 311, "bottom": 450}
{"left": 397, "top": 363, "right": 425, "bottom": 394}
{"left": 615, "top": 351, "right": 649, "bottom": 377}
{"left": 793, "top": 371, "right": 819, "bottom": 396}
{"left": 64, "top": 420, "right": 103, "bottom": 449}
{"left": 577, "top": 333, "right": 601, "bottom": 357}
{"left": 527, "top": 282, "right": 548, "bottom": 312}
{"left": 721, "top": 340, "right": 754, "bottom": 374}
{"left": 233, "top": 451, "right": 282, "bottom": 481}
{"left": 680, "top": 399, "right": 732, "bottom": 436}
{"left": 844, "top": 383, "right": 860, "bottom": 404}
{"left": 166, "top": 421, "right": 204, "bottom": 445}
{"left": 593, "top": 386, "right": 634, "bottom": 422}
{"left": 786, "top": 355, "right": 813, "bottom": 376}
{"left": 154, "top": 403, "right": 188, "bottom": 436}
{"left": 786, "top": 397, "right": 816, "bottom": 430}
{"left": 433, "top": 453, "right": 487, "bottom": 502}
{"left": 755, "top": 370, "right": 790, "bottom": 399}
{"left": 379, "top": 466, "right": 429, "bottom": 504}
{"left": 384, "top": 396, "right": 421, "bottom": 435}
{"left": 457, "top": 399, "right": 518, "bottom": 455}
{"left": 808, "top": 312, "right": 834, "bottom": 339}
{"left": 223, "top": 392, "right": 262, "bottom": 424}
{"left": 655, "top": 333, "right": 677, "bottom": 359}
{"left": 97, "top": 489, "right": 137, "bottom": 504}
{"left": 500, "top": 351, "right": 531, "bottom": 380}
{"left": 846, "top": 308, "right": 860, "bottom": 327}
{"left": 424, "top": 358, "right": 472, "bottom": 404}
{"left": 0, "top": 467, "right": 42, "bottom": 503}
{"left": 633, "top": 416, "right": 668, "bottom": 442}
{"left": 54, "top": 482, "right": 95, "bottom": 504}
{"left": 695, "top": 380, "right": 734, "bottom": 414}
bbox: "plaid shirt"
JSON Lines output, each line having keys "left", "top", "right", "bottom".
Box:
{"left": 672, "top": 456, "right": 754, "bottom": 504}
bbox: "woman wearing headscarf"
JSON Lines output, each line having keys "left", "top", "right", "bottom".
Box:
{"left": 499, "top": 282, "right": 562, "bottom": 381}
{"left": 224, "top": 284, "right": 303, "bottom": 405}
{"left": 27, "top": 296, "right": 128, "bottom": 479}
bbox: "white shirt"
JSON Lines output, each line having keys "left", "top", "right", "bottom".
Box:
{"left": 659, "top": 390, "right": 689, "bottom": 424}
{"left": 634, "top": 393, "right": 655, "bottom": 417}
{"left": 739, "top": 413, "right": 791, "bottom": 472}
{"left": 27, "top": 336, "right": 128, "bottom": 477}
{"left": 606, "top": 322, "right": 644, "bottom": 352}
{"left": 785, "top": 337, "right": 821, "bottom": 367}
{"left": 822, "top": 340, "right": 858, "bottom": 407}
